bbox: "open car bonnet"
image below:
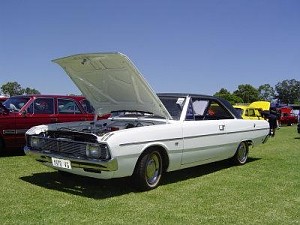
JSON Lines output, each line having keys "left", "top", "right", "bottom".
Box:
{"left": 249, "top": 101, "right": 270, "bottom": 111}
{"left": 53, "top": 53, "right": 172, "bottom": 119}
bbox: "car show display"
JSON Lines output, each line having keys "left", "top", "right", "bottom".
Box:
{"left": 24, "top": 53, "right": 270, "bottom": 191}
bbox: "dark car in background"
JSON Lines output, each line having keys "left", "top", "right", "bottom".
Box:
{"left": 0, "top": 95, "right": 104, "bottom": 154}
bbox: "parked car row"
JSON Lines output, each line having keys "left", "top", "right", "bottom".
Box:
{"left": 234, "top": 101, "right": 299, "bottom": 128}
{"left": 0, "top": 95, "right": 109, "bottom": 154}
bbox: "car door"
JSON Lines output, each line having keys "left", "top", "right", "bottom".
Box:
{"left": 0, "top": 105, "right": 17, "bottom": 148}
{"left": 15, "top": 97, "right": 56, "bottom": 145}
{"left": 56, "top": 98, "right": 87, "bottom": 123}
{"left": 181, "top": 98, "right": 233, "bottom": 166}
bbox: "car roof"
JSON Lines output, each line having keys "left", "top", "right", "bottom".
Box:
{"left": 9, "top": 95, "right": 86, "bottom": 100}
{"left": 157, "top": 93, "right": 242, "bottom": 119}
{"left": 157, "top": 93, "right": 213, "bottom": 99}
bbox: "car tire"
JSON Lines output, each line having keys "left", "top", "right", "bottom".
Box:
{"left": 232, "top": 142, "right": 248, "bottom": 165}
{"left": 132, "top": 150, "right": 163, "bottom": 191}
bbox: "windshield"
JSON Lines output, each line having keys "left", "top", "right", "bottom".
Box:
{"left": 80, "top": 99, "right": 95, "bottom": 114}
{"left": 3, "top": 97, "right": 30, "bottom": 112}
{"left": 159, "top": 96, "right": 186, "bottom": 120}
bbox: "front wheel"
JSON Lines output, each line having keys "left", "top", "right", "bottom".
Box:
{"left": 132, "top": 150, "right": 163, "bottom": 191}
{"left": 232, "top": 142, "right": 249, "bottom": 165}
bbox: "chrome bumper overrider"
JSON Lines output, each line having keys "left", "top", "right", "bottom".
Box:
{"left": 24, "top": 146, "right": 118, "bottom": 172}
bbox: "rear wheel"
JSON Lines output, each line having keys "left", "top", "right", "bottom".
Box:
{"left": 132, "top": 150, "right": 163, "bottom": 191}
{"left": 232, "top": 142, "right": 248, "bottom": 165}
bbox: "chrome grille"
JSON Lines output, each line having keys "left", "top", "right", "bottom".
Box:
{"left": 33, "top": 137, "right": 87, "bottom": 157}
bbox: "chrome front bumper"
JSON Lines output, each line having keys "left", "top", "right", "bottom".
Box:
{"left": 24, "top": 146, "right": 118, "bottom": 172}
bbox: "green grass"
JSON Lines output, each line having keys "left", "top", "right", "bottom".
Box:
{"left": 0, "top": 126, "right": 299, "bottom": 224}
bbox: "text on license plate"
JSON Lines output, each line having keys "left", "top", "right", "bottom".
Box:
{"left": 51, "top": 157, "right": 72, "bottom": 169}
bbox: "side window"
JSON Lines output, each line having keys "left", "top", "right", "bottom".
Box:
{"left": 186, "top": 98, "right": 233, "bottom": 120}
{"left": 27, "top": 98, "right": 54, "bottom": 114}
{"left": 185, "top": 99, "right": 209, "bottom": 120}
{"left": 235, "top": 108, "right": 243, "bottom": 117}
{"left": 248, "top": 109, "right": 255, "bottom": 117}
{"left": 3, "top": 97, "right": 30, "bottom": 112}
{"left": 58, "top": 99, "right": 82, "bottom": 114}
{"left": 80, "top": 99, "right": 95, "bottom": 114}
{"left": 27, "top": 103, "right": 33, "bottom": 114}
{"left": 186, "top": 99, "right": 209, "bottom": 120}
{"left": 205, "top": 100, "right": 234, "bottom": 120}
{"left": 245, "top": 109, "right": 249, "bottom": 116}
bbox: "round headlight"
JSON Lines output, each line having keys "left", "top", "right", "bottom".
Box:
{"left": 30, "top": 136, "right": 40, "bottom": 148}
{"left": 86, "top": 144, "right": 101, "bottom": 158}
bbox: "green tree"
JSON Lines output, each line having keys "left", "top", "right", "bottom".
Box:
{"left": 1, "top": 81, "right": 41, "bottom": 96}
{"left": 214, "top": 88, "right": 243, "bottom": 105}
{"left": 233, "top": 84, "right": 259, "bottom": 103}
{"left": 1, "top": 82, "right": 24, "bottom": 96}
{"left": 275, "top": 79, "right": 300, "bottom": 104}
{"left": 258, "top": 84, "right": 275, "bottom": 101}
{"left": 24, "top": 87, "right": 40, "bottom": 95}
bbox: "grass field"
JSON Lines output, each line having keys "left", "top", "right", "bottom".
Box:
{"left": 0, "top": 126, "right": 299, "bottom": 224}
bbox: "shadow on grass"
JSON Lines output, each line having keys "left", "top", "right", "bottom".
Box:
{"left": 20, "top": 157, "right": 261, "bottom": 199}
{"left": 162, "top": 157, "right": 260, "bottom": 186}
{"left": 21, "top": 171, "right": 135, "bottom": 198}
{"left": 0, "top": 147, "right": 25, "bottom": 157}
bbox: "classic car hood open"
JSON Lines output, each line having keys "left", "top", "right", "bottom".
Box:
{"left": 53, "top": 53, "right": 172, "bottom": 120}
{"left": 249, "top": 101, "right": 270, "bottom": 111}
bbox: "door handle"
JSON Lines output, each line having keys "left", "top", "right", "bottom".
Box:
{"left": 219, "top": 125, "right": 225, "bottom": 131}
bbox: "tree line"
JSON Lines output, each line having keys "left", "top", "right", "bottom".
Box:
{"left": 0, "top": 81, "right": 40, "bottom": 96}
{"left": 214, "top": 79, "right": 300, "bottom": 105}
{"left": 1, "top": 79, "right": 300, "bottom": 105}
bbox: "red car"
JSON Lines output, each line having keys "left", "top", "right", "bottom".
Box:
{"left": 0, "top": 95, "right": 102, "bottom": 154}
{"left": 278, "top": 107, "right": 298, "bottom": 126}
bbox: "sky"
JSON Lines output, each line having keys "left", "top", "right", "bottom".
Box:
{"left": 0, "top": 0, "right": 299, "bottom": 96}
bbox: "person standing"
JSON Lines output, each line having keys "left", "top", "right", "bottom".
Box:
{"left": 268, "top": 111, "right": 278, "bottom": 137}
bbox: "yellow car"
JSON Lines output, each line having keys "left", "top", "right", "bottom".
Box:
{"left": 234, "top": 101, "right": 270, "bottom": 120}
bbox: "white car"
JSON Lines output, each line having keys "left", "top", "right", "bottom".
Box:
{"left": 24, "top": 53, "right": 269, "bottom": 191}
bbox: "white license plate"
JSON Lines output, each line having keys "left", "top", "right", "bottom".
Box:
{"left": 51, "top": 157, "right": 72, "bottom": 169}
